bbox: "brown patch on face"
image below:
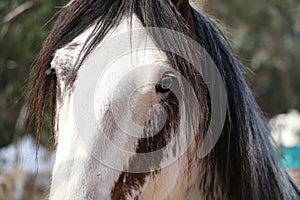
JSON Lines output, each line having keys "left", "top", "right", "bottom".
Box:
{"left": 111, "top": 93, "right": 180, "bottom": 199}
{"left": 168, "top": 0, "right": 197, "bottom": 36}
{"left": 111, "top": 171, "right": 151, "bottom": 200}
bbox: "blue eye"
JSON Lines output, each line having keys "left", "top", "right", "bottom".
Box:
{"left": 156, "top": 72, "right": 176, "bottom": 93}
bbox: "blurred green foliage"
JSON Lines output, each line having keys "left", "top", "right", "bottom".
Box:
{"left": 204, "top": 0, "right": 300, "bottom": 114}
{"left": 0, "top": 0, "right": 67, "bottom": 147}
{"left": 0, "top": 0, "right": 299, "bottom": 147}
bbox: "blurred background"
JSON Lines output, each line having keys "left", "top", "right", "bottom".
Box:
{"left": 0, "top": 0, "right": 300, "bottom": 199}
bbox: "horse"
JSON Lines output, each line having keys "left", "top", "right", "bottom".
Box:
{"left": 24, "top": 0, "right": 300, "bottom": 199}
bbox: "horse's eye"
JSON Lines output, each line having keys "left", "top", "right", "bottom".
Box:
{"left": 46, "top": 68, "right": 57, "bottom": 80}
{"left": 156, "top": 72, "right": 176, "bottom": 93}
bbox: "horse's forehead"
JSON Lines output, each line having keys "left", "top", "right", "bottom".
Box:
{"left": 51, "top": 14, "right": 169, "bottom": 95}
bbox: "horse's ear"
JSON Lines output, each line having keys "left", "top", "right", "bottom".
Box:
{"left": 168, "top": 0, "right": 196, "bottom": 35}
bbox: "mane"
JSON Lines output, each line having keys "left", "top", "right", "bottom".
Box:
{"left": 25, "top": 0, "right": 300, "bottom": 199}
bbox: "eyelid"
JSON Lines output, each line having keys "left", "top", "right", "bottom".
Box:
{"left": 163, "top": 71, "right": 176, "bottom": 78}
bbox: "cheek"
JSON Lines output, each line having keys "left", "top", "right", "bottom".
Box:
{"left": 129, "top": 85, "right": 160, "bottom": 126}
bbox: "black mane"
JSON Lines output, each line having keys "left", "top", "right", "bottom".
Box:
{"left": 25, "top": 0, "right": 300, "bottom": 199}
{"left": 191, "top": 8, "right": 300, "bottom": 199}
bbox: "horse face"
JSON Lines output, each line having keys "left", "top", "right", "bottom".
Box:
{"left": 49, "top": 15, "right": 200, "bottom": 200}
